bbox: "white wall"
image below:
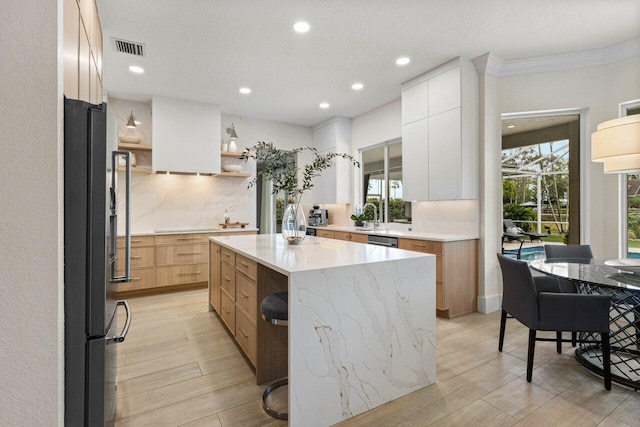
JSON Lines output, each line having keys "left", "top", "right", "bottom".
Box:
{"left": 0, "top": 0, "right": 63, "bottom": 424}
{"left": 351, "top": 99, "right": 402, "bottom": 151}
{"left": 499, "top": 54, "right": 640, "bottom": 258}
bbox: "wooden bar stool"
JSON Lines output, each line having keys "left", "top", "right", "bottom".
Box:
{"left": 260, "top": 291, "right": 288, "bottom": 420}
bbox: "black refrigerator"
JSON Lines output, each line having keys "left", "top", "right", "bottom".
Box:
{"left": 64, "top": 98, "right": 132, "bottom": 426}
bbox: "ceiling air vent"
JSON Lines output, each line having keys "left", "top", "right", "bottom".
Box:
{"left": 112, "top": 38, "right": 145, "bottom": 56}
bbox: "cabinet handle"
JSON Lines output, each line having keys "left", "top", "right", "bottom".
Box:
{"left": 238, "top": 329, "right": 249, "bottom": 338}
{"left": 223, "top": 253, "right": 230, "bottom": 258}
{"left": 224, "top": 308, "right": 232, "bottom": 314}
{"left": 131, "top": 277, "right": 141, "bottom": 281}
{"left": 240, "top": 261, "right": 249, "bottom": 267}
{"left": 131, "top": 239, "right": 143, "bottom": 243}
{"left": 238, "top": 291, "right": 249, "bottom": 298}
{"left": 131, "top": 255, "right": 142, "bottom": 259}
{"left": 178, "top": 271, "right": 201, "bottom": 276}
{"left": 178, "top": 237, "right": 202, "bottom": 241}
{"left": 177, "top": 252, "right": 202, "bottom": 256}
{"left": 412, "top": 243, "right": 426, "bottom": 248}
{"left": 224, "top": 276, "right": 231, "bottom": 282}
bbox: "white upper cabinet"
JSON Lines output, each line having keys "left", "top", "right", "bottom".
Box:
{"left": 428, "top": 67, "right": 461, "bottom": 116}
{"left": 310, "top": 117, "right": 353, "bottom": 204}
{"left": 402, "top": 118, "right": 429, "bottom": 201}
{"left": 401, "top": 58, "right": 478, "bottom": 201}
{"left": 152, "top": 95, "right": 221, "bottom": 174}
{"left": 401, "top": 81, "right": 428, "bottom": 125}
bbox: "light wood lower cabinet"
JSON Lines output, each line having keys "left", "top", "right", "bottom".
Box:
{"left": 235, "top": 309, "right": 257, "bottom": 365}
{"left": 157, "top": 264, "right": 207, "bottom": 286}
{"left": 398, "top": 237, "right": 477, "bottom": 319}
{"left": 210, "top": 241, "right": 259, "bottom": 367}
{"left": 334, "top": 231, "right": 368, "bottom": 243}
{"left": 316, "top": 229, "right": 335, "bottom": 239}
{"left": 209, "top": 242, "right": 221, "bottom": 312}
{"left": 115, "top": 230, "right": 256, "bottom": 295}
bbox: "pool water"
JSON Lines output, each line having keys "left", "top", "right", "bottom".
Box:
{"left": 506, "top": 247, "right": 640, "bottom": 261}
{"left": 503, "top": 246, "right": 546, "bottom": 261}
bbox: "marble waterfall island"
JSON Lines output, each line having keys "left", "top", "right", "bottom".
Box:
{"left": 209, "top": 234, "right": 436, "bottom": 426}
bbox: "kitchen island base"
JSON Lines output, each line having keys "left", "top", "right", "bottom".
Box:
{"left": 209, "top": 235, "right": 436, "bottom": 426}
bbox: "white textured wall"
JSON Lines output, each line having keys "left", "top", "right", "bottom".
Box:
{"left": 0, "top": 0, "right": 63, "bottom": 425}
{"left": 499, "top": 55, "right": 640, "bottom": 258}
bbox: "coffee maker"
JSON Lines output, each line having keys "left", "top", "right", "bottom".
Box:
{"left": 308, "top": 205, "right": 329, "bottom": 226}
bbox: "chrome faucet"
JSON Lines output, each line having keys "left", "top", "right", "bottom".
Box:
{"left": 363, "top": 202, "right": 379, "bottom": 230}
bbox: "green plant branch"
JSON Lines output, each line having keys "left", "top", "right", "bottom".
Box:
{"left": 240, "top": 141, "right": 360, "bottom": 197}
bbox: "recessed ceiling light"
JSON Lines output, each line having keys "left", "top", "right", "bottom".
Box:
{"left": 128, "top": 65, "right": 144, "bottom": 74}
{"left": 319, "top": 102, "right": 330, "bottom": 109}
{"left": 507, "top": 125, "right": 516, "bottom": 129}
{"left": 293, "top": 21, "right": 310, "bottom": 33}
{"left": 351, "top": 83, "right": 364, "bottom": 90}
{"left": 395, "top": 57, "right": 410, "bottom": 66}
{"left": 239, "top": 87, "right": 251, "bottom": 94}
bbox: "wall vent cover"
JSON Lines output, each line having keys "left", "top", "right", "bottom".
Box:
{"left": 112, "top": 38, "right": 145, "bottom": 56}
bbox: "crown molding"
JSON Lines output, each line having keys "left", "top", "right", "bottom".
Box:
{"left": 312, "top": 116, "right": 352, "bottom": 131}
{"left": 500, "top": 37, "right": 640, "bottom": 77}
{"left": 472, "top": 53, "right": 505, "bottom": 76}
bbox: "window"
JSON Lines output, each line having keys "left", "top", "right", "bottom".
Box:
{"left": 360, "top": 141, "right": 409, "bottom": 223}
{"left": 623, "top": 104, "right": 640, "bottom": 257}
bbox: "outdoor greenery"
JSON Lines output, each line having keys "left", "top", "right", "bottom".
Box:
{"left": 502, "top": 142, "right": 569, "bottom": 235}
{"left": 361, "top": 197, "right": 405, "bottom": 222}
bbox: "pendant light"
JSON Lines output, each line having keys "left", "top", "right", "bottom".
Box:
{"left": 126, "top": 110, "right": 137, "bottom": 129}
{"left": 592, "top": 115, "right": 640, "bottom": 173}
{"left": 226, "top": 123, "right": 238, "bottom": 139}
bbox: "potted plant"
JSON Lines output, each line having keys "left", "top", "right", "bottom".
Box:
{"left": 241, "top": 141, "right": 359, "bottom": 244}
{"left": 350, "top": 213, "right": 367, "bottom": 227}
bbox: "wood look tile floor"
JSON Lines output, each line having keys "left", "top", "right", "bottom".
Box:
{"left": 115, "top": 288, "right": 640, "bottom": 427}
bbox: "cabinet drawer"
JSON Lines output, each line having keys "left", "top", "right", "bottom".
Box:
{"left": 156, "top": 264, "right": 207, "bottom": 286}
{"left": 236, "top": 273, "right": 257, "bottom": 323}
{"left": 333, "top": 231, "right": 349, "bottom": 241}
{"left": 220, "top": 290, "right": 236, "bottom": 333}
{"left": 349, "top": 233, "right": 368, "bottom": 243}
{"left": 235, "top": 310, "right": 257, "bottom": 366}
{"left": 316, "top": 229, "right": 335, "bottom": 239}
{"left": 116, "top": 268, "right": 156, "bottom": 292}
{"left": 235, "top": 254, "right": 257, "bottom": 281}
{"left": 116, "top": 246, "right": 155, "bottom": 270}
{"left": 156, "top": 243, "right": 208, "bottom": 266}
{"left": 220, "top": 262, "right": 236, "bottom": 297}
{"left": 398, "top": 238, "right": 443, "bottom": 255}
{"left": 118, "top": 235, "right": 155, "bottom": 248}
{"left": 155, "top": 233, "right": 209, "bottom": 246}
{"left": 220, "top": 246, "right": 236, "bottom": 266}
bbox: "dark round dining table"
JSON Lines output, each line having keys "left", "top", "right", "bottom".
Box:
{"left": 530, "top": 258, "right": 640, "bottom": 390}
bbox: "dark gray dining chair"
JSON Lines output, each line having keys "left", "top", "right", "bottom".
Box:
{"left": 544, "top": 244, "right": 594, "bottom": 345}
{"left": 497, "top": 254, "right": 612, "bottom": 390}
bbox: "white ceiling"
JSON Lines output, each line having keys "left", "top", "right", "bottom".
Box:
{"left": 97, "top": 0, "right": 640, "bottom": 127}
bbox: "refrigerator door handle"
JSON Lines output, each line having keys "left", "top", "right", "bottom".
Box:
{"left": 111, "top": 151, "right": 131, "bottom": 283}
{"left": 106, "top": 300, "right": 131, "bottom": 345}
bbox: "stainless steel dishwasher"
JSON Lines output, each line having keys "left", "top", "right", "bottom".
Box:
{"left": 367, "top": 235, "right": 398, "bottom": 248}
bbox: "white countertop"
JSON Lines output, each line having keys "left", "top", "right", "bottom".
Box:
{"left": 120, "top": 227, "right": 259, "bottom": 237}
{"left": 210, "top": 234, "right": 431, "bottom": 276}
{"left": 308, "top": 224, "right": 478, "bottom": 242}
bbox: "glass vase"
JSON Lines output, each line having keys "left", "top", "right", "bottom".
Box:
{"left": 281, "top": 196, "right": 307, "bottom": 244}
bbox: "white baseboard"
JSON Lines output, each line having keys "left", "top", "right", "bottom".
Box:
{"left": 477, "top": 294, "right": 502, "bottom": 314}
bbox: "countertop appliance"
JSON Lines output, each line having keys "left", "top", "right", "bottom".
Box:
{"left": 306, "top": 228, "right": 317, "bottom": 236}
{"left": 64, "top": 98, "right": 132, "bottom": 426}
{"left": 308, "top": 205, "right": 329, "bottom": 226}
{"left": 367, "top": 235, "right": 399, "bottom": 248}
